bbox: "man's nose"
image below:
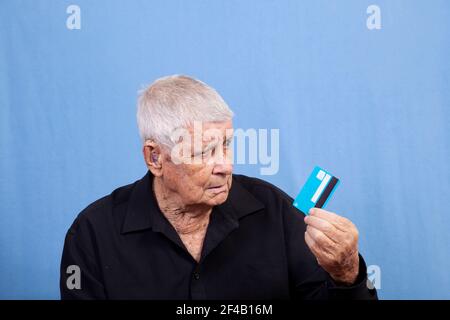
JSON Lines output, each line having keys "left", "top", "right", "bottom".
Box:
{"left": 212, "top": 162, "right": 233, "bottom": 175}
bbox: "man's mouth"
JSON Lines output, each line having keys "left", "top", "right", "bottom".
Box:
{"left": 207, "top": 184, "right": 227, "bottom": 194}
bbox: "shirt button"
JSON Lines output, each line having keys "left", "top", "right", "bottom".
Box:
{"left": 193, "top": 272, "right": 200, "bottom": 280}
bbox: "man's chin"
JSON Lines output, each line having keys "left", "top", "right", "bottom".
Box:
{"left": 206, "top": 191, "right": 229, "bottom": 206}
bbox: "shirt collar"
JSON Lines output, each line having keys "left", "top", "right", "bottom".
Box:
{"left": 120, "top": 171, "right": 265, "bottom": 234}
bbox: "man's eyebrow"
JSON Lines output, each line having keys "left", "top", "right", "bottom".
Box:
{"left": 191, "top": 140, "right": 216, "bottom": 155}
{"left": 202, "top": 136, "right": 233, "bottom": 151}
{"left": 204, "top": 140, "right": 220, "bottom": 151}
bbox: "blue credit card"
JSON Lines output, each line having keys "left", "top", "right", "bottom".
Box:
{"left": 293, "top": 166, "right": 340, "bottom": 215}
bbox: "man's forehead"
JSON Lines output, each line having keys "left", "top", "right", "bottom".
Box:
{"left": 186, "top": 121, "right": 234, "bottom": 139}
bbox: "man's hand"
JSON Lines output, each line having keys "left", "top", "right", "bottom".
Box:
{"left": 304, "top": 208, "right": 360, "bottom": 285}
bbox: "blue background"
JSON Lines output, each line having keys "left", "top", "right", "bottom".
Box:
{"left": 1, "top": 0, "right": 449, "bottom": 299}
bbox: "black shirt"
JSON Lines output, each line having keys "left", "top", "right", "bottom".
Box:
{"left": 60, "top": 171, "right": 377, "bottom": 300}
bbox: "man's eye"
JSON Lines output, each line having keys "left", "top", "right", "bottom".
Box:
{"left": 200, "top": 149, "right": 212, "bottom": 157}
{"left": 191, "top": 151, "right": 204, "bottom": 158}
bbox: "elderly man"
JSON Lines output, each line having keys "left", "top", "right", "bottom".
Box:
{"left": 60, "top": 75, "right": 377, "bottom": 300}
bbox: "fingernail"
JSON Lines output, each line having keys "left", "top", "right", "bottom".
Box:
{"left": 309, "top": 208, "right": 314, "bottom": 215}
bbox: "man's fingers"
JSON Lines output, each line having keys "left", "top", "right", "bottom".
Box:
{"left": 304, "top": 215, "right": 343, "bottom": 242}
{"left": 304, "top": 231, "right": 320, "bottom": 257}
{"left": 305, "top": 226, "right": 335, "bottom": 256}
{"left": 309, "top": 208, "right": 351, "bottom": 232}
{"left": 305, "top": 209, "right": 361, "bottom": 284}
{"left": 304, "top": 230, "right": 333, "bottom": 267}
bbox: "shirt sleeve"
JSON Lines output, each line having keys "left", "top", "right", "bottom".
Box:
{"left": 326, "top": 253, "right": 378, "bottom": 300}
{"left": 60, "top": 214, "right": 107, "bottom": 300}
{"left": 281, "top": 194, "right": 378, "bottom": 300}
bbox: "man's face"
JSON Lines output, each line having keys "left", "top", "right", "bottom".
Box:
{"left": 160, "top": 120, "right": 234, "bottom": 207}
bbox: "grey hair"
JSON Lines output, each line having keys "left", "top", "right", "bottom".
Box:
{"left": 137, "top": 75, "right": 234, "bottom": 148}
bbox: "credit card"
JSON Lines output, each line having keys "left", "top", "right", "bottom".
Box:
{"left": 292, "top": 166, "right": 340, "bottom": 215}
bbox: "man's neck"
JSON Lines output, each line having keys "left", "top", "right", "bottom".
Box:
{"left": 152, "top": 177, "right": 212, "bottom": 235}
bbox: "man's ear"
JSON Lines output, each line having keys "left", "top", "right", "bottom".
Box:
{"left": 143, "top": 140, "right": 163, "bottom": 176}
